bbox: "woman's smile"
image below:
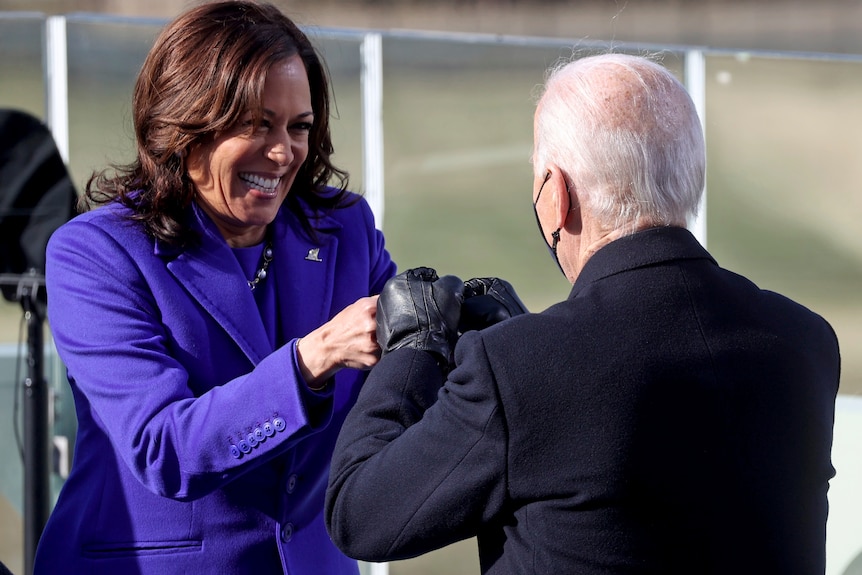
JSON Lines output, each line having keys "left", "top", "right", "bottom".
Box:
{"left": 239, "top": 172, "right": 283, "bottom": 196}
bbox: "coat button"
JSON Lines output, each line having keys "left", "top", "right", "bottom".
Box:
{"left": 263, "top": 421, "right": 275, "bottom": 437}
{"left": 273, "top": 417, "right": 286, "bottom": 432}
{"left": 229, "top": 445, "right": 242, "bottom": 459}
{"left": 238, "top": 439, "right": 252, "bottom": 454}
{"left": 286, "top": 474, "right": 298, "bottom": 494}
{"left": 247, "top": 433, "right": 258, "bottom": 448}
{"left": 280, "top": 523, "right": 294, "bottom": 543}
{"left": 253, "top": 427, "right": 266, "bottom": 442}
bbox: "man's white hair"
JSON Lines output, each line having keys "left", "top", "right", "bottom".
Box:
{"left": 533, "top": 53, "right": 706, "bottom": 234}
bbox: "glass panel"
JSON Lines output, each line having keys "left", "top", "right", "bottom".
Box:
{"left": 380, "top": 35, "right": 573, "bottom": 313}
{"left": 310, "top": 33, "right": 365, "bottom": 190}
{"left": 0, "top": 15, "right": 45, "bottom": 119}
{"left": 704, "top": 53, "right": 862, "bottom": 395}
{"left": 65, "top": 17, "right": 163, "bottom": 192}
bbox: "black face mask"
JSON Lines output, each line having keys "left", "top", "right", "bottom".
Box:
{"left": 532, "top": 172, "right": 564, "bottom": 275}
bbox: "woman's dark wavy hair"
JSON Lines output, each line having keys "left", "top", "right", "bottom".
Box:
{"left": 83, "top": 0, "right": 353, "bottom": 245}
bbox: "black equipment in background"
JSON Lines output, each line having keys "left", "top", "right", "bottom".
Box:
{"left": 0, "top": 108, "right": 77, "bottom": 575}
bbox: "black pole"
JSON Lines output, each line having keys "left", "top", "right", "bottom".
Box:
{"left": 19, "top": 279, "right": 50, "bottom": 575}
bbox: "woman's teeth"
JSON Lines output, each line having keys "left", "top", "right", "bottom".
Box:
{"left": 240, "top": 173, "right": 280, "bottom": 193}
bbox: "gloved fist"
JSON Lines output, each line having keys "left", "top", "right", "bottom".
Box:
{"left": 377, "top": 267, "right": 464, "bottom": 365}
{"left": 459, "top": 277, "right": 529, "bottom": 333}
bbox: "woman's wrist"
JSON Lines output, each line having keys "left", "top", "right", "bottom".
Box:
{"left": 295, "top": 336, "right": 336, "bottom": 390}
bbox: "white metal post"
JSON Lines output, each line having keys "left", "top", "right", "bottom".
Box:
{"left": 44, "top": 15, "right": 70, "bottom": 165}
{"left": 358, "top": 30, "right": 389, "bottom": 575}
{"left": 684, "top": 48, "right": 707, "bottom": 247}
{"left": 360, "top": 32, "right": 385, "bottom": 230}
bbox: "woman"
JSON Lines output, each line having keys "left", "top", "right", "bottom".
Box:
{"left": 33, "top": 2, "right": 395, "bottom": 573}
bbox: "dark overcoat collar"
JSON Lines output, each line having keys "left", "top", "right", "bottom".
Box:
{"left": 570, "top": 226, "right": 716, "bottom": 299}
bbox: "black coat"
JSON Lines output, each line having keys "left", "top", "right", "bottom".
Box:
{"left": 326, "top": 226, "right": 840, "bottom": 575}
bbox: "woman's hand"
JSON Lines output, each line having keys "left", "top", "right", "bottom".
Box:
{"left": 296, "top": 295, "right": 381, "bottom": 389}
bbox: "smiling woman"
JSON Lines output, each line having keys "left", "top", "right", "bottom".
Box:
{"left": 32, "top": 2, "right": 396, "bottom": 574}
{"left": 187, "top": 56, "right": 314, "bottom": 247}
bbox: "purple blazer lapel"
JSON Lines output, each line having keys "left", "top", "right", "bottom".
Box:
{"left": 158, "top": 206, "right": 272, "bottom": 365}
{"left": 271, "top": 206, "right": 343, "bottom": 341}
{"left": 154, "top": 202, "right": 347, "bottom": 364}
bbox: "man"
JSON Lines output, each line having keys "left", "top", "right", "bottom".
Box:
{"left": 325, "top": 53, "right": 841, "bottom": 574}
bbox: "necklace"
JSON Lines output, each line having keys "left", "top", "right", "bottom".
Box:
{"left": 248, "top": 241, "right": 274, "bottom": 290}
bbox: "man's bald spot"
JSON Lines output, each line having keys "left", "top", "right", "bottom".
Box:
{"left": 567, "top": 56, "right": 694, "bottom": 137}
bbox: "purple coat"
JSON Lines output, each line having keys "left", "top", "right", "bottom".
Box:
{"left": 35, "top": 193, "right": 395, "bottom": 574}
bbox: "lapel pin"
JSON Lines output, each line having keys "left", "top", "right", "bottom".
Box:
{"left": 305, "top": 248, "right": 323, "bottom": 262}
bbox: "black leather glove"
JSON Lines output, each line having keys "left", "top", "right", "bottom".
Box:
{"left": 377, "top": 267, "right": 464, "bottom": 365}
{"left": 459, "top": 277, "right": 529, "bottom": 333}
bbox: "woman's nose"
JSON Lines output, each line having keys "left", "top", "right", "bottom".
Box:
{"left": 267, "top": 135, "right": 293, "bottom": 166}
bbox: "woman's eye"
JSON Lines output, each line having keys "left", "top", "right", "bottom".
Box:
{"left": 239, "top": 118, "right": 270, "bottom": 131}
{"left": 291, "top": 122, "right": 313, "bottom": 133}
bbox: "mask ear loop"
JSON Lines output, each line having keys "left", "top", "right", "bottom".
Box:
{"left": 551, "top": 178, "right": 573, "bottom": 256}
{"left": 548, "top": 177, "right": 577, "bottom": 273}
{"left": 533, "top": 170, "right": 568, "bottom": 275}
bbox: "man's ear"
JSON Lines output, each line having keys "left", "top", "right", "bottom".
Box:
{"left": 548, "top": 168, "right": 583, "bottom": 234}
{"left": 548, "top": 167, "right": 575, "bottom": 231}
